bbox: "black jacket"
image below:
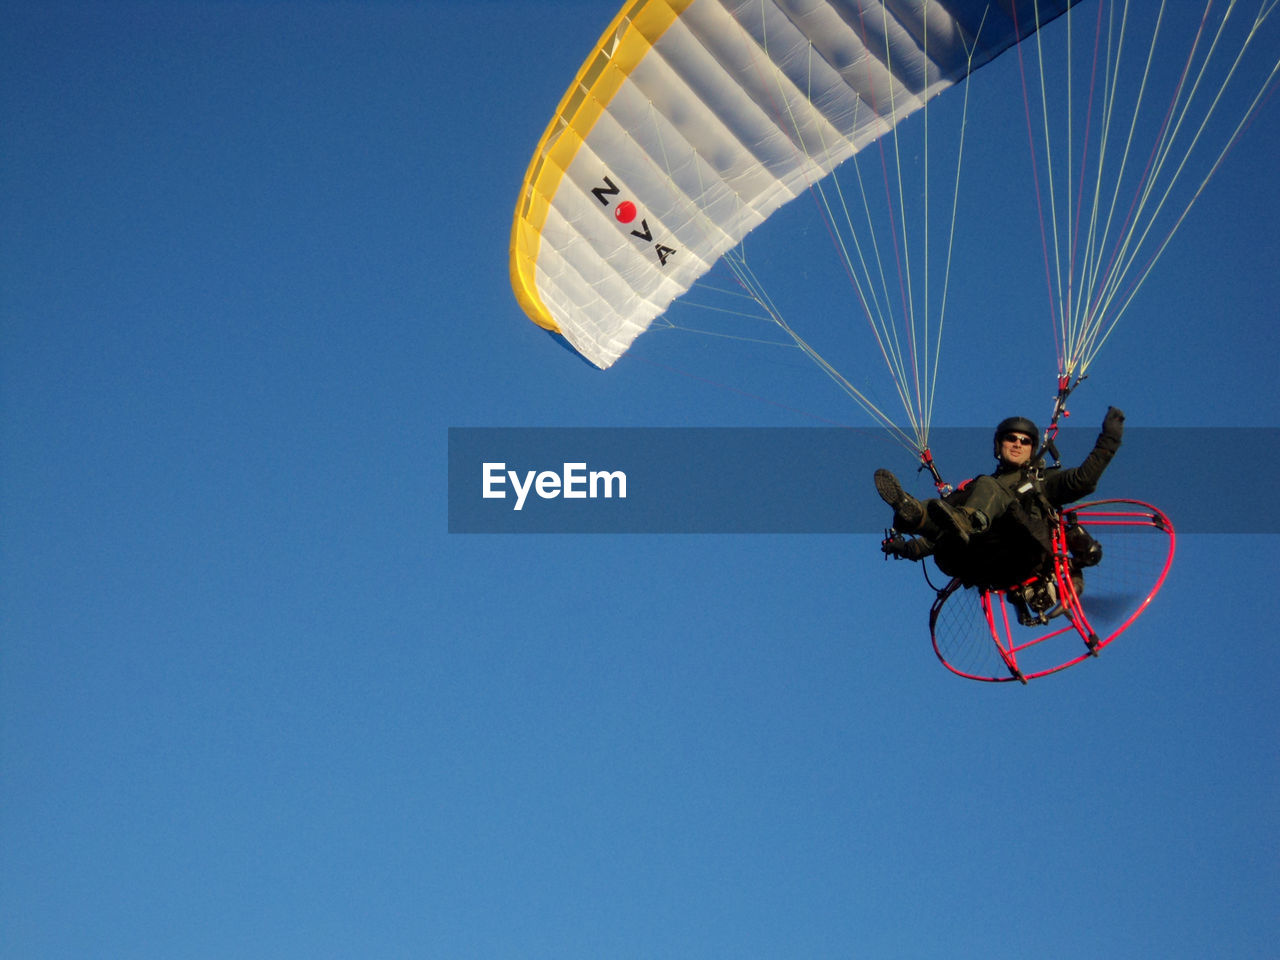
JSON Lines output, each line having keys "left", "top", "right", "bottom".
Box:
{"left": 934, "top": 428, "right": 1121, "bottom": 586}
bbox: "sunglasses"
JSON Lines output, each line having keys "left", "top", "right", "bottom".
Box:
{"left": 1002, "top": 433, "right": 1034, "bottom": 447}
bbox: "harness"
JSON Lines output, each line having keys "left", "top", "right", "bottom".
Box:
{"left": 1011, "top": 463, "right": 1058, "bottom": 531}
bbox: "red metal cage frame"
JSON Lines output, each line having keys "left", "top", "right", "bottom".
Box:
{"left": 929, "top": 499, "right": 1176, "bottom": 683}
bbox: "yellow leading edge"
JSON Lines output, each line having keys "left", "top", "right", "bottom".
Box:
{"left": 510, "top": 0, "right": 695, "bottom": 336}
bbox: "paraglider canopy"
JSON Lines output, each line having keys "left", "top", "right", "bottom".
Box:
{"left": 513, "top": 0, "right": 1278, "bottom": 465}
{"left": 511, "top": 0, "right": 1079, "bottom": 370}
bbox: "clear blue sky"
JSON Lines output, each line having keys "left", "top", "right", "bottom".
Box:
{"left": 2, "top": 2, "right": 1277, "bottom": 958}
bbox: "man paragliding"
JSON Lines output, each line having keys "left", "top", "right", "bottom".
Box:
{"left": 509, "top": 0, "right": 1229, "bottom": 677}
{"left": 876, "top": 407, "right": 1126, "bottom": 622}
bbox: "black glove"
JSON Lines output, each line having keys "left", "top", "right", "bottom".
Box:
{"left": 882, "top": 533, "right": 911, "bottom": 558}
{"left": 881, "top": 533, "right": 927, "bottom": 560}
{"left": 1102, "top": 406, "right": 1125, "bottom": 442}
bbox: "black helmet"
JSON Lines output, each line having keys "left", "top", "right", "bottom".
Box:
{"left": 993, "top": 416, "right": 1039, "bottom": 458}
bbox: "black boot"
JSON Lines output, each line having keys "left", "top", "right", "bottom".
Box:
{"left": 927, "top": 499, "right": 988, "bottom": 545}
{"left": 873, "top": 469, "right": 924, "bottom": 530}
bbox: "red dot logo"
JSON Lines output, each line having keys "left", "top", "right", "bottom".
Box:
{"left": 615, "top": 201, "right": 637, "bottom": 224}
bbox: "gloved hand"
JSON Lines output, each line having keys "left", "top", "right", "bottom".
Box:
{"left": 1102, "top": 406, "right": 1125, "bottom": 442}
{"left": 881, "top": 533, "right": 924, "bottom": 560}
{"left": 881, "top": 533, "right": 910, "bottom": 558}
